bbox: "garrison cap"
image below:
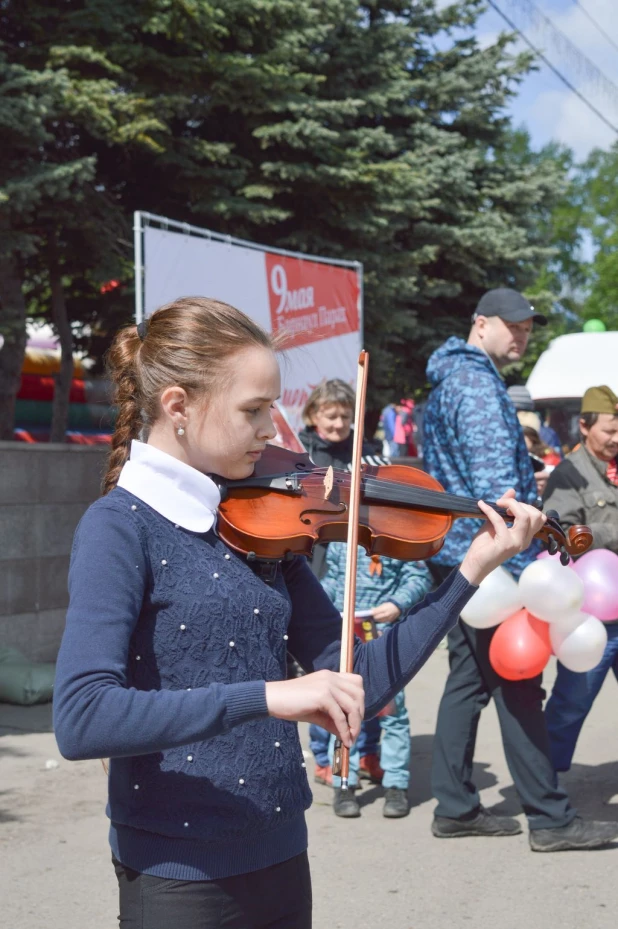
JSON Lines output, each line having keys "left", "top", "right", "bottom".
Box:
{"left": 581, "top": 385, "right": 618, "bottom": 415}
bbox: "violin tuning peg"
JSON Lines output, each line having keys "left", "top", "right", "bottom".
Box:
{"left": 545, "top": 509, "right": 560, "bottom": 521}
{"left": 560, "top": 548, "right": 570, "bottom": 566}
{"left": 547, "top": 535, "right": 559, "bottom": 556}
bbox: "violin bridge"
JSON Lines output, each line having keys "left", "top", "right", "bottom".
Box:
{"left": 323, "top": 465, "right": 334, "bottom": 501}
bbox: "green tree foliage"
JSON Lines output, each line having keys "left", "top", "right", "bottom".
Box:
{"left": 577, "top": 142, "right": 618, "bottom": 330}
{"left": 52, "top": 0, "right": 574, "bottom": 407}
{"left": 230, "top": 0, "right": 573, "bottom": 405}
{"left": 0, "top": 0, "right": 579, "bottom": 437}
{"left": 0, "top": 54, "right": 87, "bottom": 438}
{"left": 497, "top": 129, "right": 586, "bottom": 297}
{"left": 494, "top": 128, "right": 586, "bottom": 384}
{"left": 0, "top": 0, "right": 164, "bottom": 437}
{"left": 502, "top": 135, "right": 618, "bottom": 385}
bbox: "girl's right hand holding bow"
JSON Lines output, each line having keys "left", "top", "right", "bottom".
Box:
{"left": 265, "top": 670, "right": 364, "bottom": 748}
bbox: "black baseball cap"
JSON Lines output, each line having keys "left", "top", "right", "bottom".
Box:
{"left": 473, "top": 288, "right": 547, "bottom": 326}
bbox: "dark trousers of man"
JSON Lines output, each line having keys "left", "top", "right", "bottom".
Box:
{"left": 113, "top": 852, "right": 312, "bottom": 929}
{"left": 429, "top": 563, "right": 575, "bottom": 831}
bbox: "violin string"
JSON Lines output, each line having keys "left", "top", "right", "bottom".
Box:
{"left": 290, "top": 471, "right": 498, "bottom": 516}
{"left": 255, "top": 469, "right": 556, "bottom": 537}
{"left": 363, "top": 478, "right": 495, "bottom": 515}
{"left": 291, "top": 471, "right": 473, "bottom": 509}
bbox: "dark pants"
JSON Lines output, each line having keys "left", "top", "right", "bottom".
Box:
{"left": 546, "top": 624, "right": 618, "bottom": 772}
{"left": 429, "top": 564, "right": 575, "bottom": 832}
{"left": 113, "top": 853, "right": 312, "bottom": 929}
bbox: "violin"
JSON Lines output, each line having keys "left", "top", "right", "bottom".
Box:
{"left": 216, "top": 443, "right": 592, "bottom": 566}
{"left": 217, "top": 350, "right": 591, "bottom": 790}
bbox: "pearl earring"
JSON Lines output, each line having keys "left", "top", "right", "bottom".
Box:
{"left": 177, "top": 426, "right": 185, "bottom": 437}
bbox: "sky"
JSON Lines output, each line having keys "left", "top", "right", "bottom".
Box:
{"left": 469, "top": 0, "right": 618, "bottom": 159}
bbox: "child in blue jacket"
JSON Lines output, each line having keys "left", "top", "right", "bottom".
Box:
{"left": 321, "top": 544, "right": 433, "bottom": 818}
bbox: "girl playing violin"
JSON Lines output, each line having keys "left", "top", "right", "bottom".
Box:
{"left": 53, "top": 296, "right": 546, "bottom": 929}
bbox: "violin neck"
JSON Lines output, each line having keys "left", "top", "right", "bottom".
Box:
{"left": 361, "top": 477, "right": 509, "bottom": 521}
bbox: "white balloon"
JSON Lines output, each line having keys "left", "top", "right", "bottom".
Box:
{"left": 551, "top": 613, "right": 608, "bottom": 673}
{"left": 461, "top": 567, "right": 523, "bottom": 629}
{"left": 548, "top": 610, "right": 585, "bottom": 638}
{"left": 518, "top": 559, "right": 584, "bottom": 624}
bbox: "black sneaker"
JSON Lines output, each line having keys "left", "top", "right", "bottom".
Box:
{"left": 383, "top": 787, "right": 409, "bottom": 819}
{"left": 432, "top": 806, "right": 522, "bottom": 838}
{"left": 529, "top": 816, "right": 618, "bottom": 852}
{"left": 333, "top": 787, "right": 361, "bottom": 818}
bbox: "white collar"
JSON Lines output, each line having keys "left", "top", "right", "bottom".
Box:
{"left": 118, "top": 440, "right": 221, "bottom": 532}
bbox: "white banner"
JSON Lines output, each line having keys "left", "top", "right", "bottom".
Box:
{"left": 141, "top": 223, "right": 362, "bottom": 431}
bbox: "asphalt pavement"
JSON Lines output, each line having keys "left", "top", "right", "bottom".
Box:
{"left": 1, "top": 650, "right": 616, "bottom": 929}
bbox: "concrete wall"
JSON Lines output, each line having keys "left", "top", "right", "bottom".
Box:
{"left": 0, "top": 442, "right": 108, "bottom": 662}
{"left": 0, "top": 444, "right": 424, "bottom": 663}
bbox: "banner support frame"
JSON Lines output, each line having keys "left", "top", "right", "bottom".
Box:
{"left": 135, "top": 210, "right": 360, "bottom": 271}
{"left": 134, "top": 211, "right": 363, "bottom": 346}
{"left": 133, "top": 211, "right": 144, "bottom": 324}
{"left": 355, "top": 261, "right": 364, "bottom": 341}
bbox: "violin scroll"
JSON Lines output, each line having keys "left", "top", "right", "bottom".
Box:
{"left": 539, "top": 510, "right": 592, "bottom": 565}
{"left": 565, "top": 525, "right": 593, "bottom": 557}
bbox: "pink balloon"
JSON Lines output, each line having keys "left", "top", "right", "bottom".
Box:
{"left": 571, "top": 549, "right": 618, "bottom": 622}
{"left": 537, "top": 549, "right": 571, "bottom": 565}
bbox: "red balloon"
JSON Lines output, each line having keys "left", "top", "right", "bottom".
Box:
{"left": 489, "top": 609, "right": 551, "bottom": 681}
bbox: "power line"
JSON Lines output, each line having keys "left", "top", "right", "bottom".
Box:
{"left": 571, "top": 0, "right": 618, "bottom": 56}
{"left": 486, "top": 0, "right": 618, "bottom": 136}
{"left": 499, "top": 0, "right": 618, "bottom": 107}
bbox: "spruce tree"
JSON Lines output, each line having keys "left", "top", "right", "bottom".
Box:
{"left": 0, "top": 0, "right": 575, "bottom": 435}
{"left": 0, "top": 1, "right": 164, "bottom": 438}
{"left": 0, "top": 55, "right": 92, "bottom": 438}
{"left": 245, "top": 0, "right": 571, "bottom": 405}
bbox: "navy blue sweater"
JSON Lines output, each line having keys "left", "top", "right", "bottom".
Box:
{"left": 53, "top": 487, "right": 475, "bottom": 880}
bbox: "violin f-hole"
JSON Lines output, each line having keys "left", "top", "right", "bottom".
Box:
{"left": 299, "top": 503, "right": 347, "bottom": 525}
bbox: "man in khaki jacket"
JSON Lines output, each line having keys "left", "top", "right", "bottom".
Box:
{"left": 543, "top": 385, "right": 618, "bottom": 772}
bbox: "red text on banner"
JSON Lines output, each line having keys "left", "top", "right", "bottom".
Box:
{"left": 265, "top": 253, "right": 359, "bottom": 350}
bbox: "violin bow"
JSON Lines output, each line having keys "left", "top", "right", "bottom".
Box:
{"left": 332, "top": 350, "right": 369, "bottom": 790}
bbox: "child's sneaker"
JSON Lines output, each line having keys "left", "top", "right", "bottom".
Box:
{"left": 334, "top": 787, "right": 361, "bottom": 818}
{"left": 359, "top": 753, "right": 383, "bottom": 784}
{"left": 314, "top": 764, "right": 333, "bottom": 786}
{"left": 383, "top": 787, "right": 409, "bottom": 818}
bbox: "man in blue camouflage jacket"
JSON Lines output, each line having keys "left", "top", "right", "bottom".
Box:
{"left": 423, "top": 288, "right": 618, "bottom": 853}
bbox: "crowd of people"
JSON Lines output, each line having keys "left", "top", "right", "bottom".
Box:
{"left": 302, "top": 291, "right": 617, "bottom": 853}
{"left": 378, "top": 398, "right": 418, "bottom": 459}
{"left": 51, "top": 289, "right": 618, "bottom": 928}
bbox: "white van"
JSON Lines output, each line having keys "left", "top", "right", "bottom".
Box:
{"left": 526, "top": 331, "right": 618, "bottom": 448}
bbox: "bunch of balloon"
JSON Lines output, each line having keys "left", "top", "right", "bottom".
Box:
{"left": 460, "top": 549, "right": 617, "bottom": 680}
{"left": 460, "top": 567, "right": 552, "bottom": 681}
{"left": 513, "top": 552, "right": 615, "bottom": 674}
